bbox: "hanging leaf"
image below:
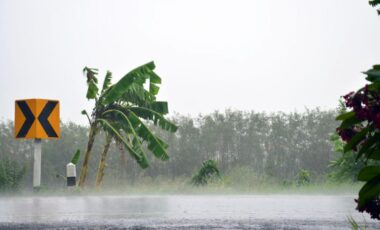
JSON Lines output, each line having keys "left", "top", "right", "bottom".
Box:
{"left": 97, "top": 118, "right": 149, "bottom": 168}
{"left": 70, "top": 149, "right": 81, "bottom": 165}
{"left": 128, "top": 111, "right": 170, "bottom": 160}
{"left": 148, "top": 101, "right": 169, "bottom": 114}
{"left": 83, "top": 67, "right": 99, "bottom": 99}
{"left": 369, "top": 0, "right": 380, "bottom": 7}
{"left": 358, "top": 166, "right": 380, "bottom": 182}
{"left": 129, "top": 107, "right": 178, "bottom": 132}
{"left": 86, "top": 79, "right": 99, "bottom": 99}
{"left": 344, "top": 127, "right": 369, "bottom": 153}
{"left": 150, "top": 71, "right": 161, "bottom": 84}
{"left": 150, "top": 83, "right": 160, "bottom": 95}
{"left": 336, "top": 111, "right": 355, "bottom": 121}
{"left": 364, "top": 65, "right": 380, "bottom": 82}
{"left": 102, "top": 62, "right": 156, "bottom": 105}
{"left": 339, "top": 116, "right": 362, "bottom": 129}
{"left": 119, "top": 82, "right": 156, "bottom": 106}
{"left": 102, "top": 109, "right": 151, "bottom": 169}
{"left": 368, "top": 148, "right": 380, "bottom": 160}
{"left": 358, "top": 175, "right": 380, "bottom": 208}
{"left": 83, "top": 67, "right": 99, "bottom": 83}
{"left": 101, "top": 71, "right": 112, "bottom": 93}
{"left": 356, "top": 134, "right": 379, "bottom": 160}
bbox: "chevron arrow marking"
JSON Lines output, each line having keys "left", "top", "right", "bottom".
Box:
{"left": 38, "top": 101, "right": 58, "bottom": 138}
{"left": 16, "top": 101, "right": 35, "bottom": 138}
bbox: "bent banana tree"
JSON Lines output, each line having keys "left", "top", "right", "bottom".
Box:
{"left": 78, "top": 62, "right": 178, "bottom": 189}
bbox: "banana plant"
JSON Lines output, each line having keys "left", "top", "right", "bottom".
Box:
{"left": 369, "top": 0, "right": 380, "bottom": 15}
{"left": 78, "top": 62, "right": 178, "bottom": 189}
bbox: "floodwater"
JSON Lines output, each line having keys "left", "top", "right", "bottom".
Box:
{"left": 0, "top": 195, "right": 379, "bottom": 229}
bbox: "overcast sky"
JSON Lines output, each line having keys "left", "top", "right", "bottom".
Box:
{"left": 1, "top": 0, "right": 380, "bottom": 124}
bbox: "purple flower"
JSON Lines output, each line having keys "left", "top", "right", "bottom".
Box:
{"left": 356, "top": 197, "right": 380, "bottom": 220}
{"left": 374, "top": 114, "right": 380, "bottom": 129}
{"left": 363, "top": 85, "right": 369, "bottom": 105}
{"left": 356, "top": 108, "right": 370, "bottom": 120}
{"left": 337, "top": 128, "right": 356, "bottom": 142}
{"left": 343, "top": 91, "right": 355, "bottom": 101}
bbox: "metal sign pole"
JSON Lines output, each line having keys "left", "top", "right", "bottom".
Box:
{"left": 33, "top": 138, "right": 42, "bottom": 189}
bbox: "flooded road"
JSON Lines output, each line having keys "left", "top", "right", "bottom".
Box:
{"left": 0, "top": 195, "right": 379, "bottom": 229}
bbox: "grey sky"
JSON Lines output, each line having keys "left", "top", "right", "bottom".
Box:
{"left": 1, "top": 0, "right": 380, "bottom": 125}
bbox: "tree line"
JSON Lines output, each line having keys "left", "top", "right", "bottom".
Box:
{"left": 0, "top": 108, "right": 340, "bottom": 190}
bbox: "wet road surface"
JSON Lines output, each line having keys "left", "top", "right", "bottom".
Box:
{"left": 0, "top": 195, "right": 378, "bottom": 229}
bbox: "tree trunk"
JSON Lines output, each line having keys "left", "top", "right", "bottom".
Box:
{"left": 118, "top": 142, "right": 127, "bottom": 171}
{"left": 78, "top": 124, "right": 97, "bottom": 189}
{"left": 95, "top": 135, "right": 112, "bottom": 189}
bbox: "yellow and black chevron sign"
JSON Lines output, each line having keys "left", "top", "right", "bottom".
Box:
{"left": 14, "top": 99, "right": 60, "bottom": 139}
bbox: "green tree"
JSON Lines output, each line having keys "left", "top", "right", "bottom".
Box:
{"left": 78, "top": 62, "right": 178, "bottom": 188}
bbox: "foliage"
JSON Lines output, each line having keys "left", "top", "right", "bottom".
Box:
{"left": 369, "top": 0, "right": 380, "bottom": 7}
{"left": 334, "top": 2, "right": 380, "bottom": 220}
{"left": 0, "top": 156, "right": 26, "bottom": 192}
{"left": 191, "top": 160, "right": 220, "bottom": 186}
{"left": 78, "top": 62, "right": 178, "bottom": 188}
{"left": 369, "top": 0, "right": 380, "bottom": 15}
{"left": 336, "top": 64, "right": 380, "bottom": 220}
{"left": 328, "top": 133, "right": 366, "bottom": 182}
{"left": 296, "top": 169, "right": 311, "bottom": 186}
{"left": 328, "top": 101, "right": 366, "bottom": 182}
{"left": 0, "top": 108, "right": 339, "bottom": 191}
{"left": 347, "top": 216, "right": 368, "bottom": 230}
{"left": 70, "top": 149, "right": 81, "bottom": 165}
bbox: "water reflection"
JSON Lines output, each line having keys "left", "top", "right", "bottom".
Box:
{"left": 0, "top": 196, "right": 169, "bottom": 222}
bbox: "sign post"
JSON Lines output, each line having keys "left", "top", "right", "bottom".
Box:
{"left": 33, "top": 139, "right": 42, "bottom": 188}
{"left": 14, "top": 99, "right": 60, "bottom": 190}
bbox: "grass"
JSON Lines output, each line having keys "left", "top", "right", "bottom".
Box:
{"left": 16, "top": 177, "right": 358, "bottom": 196}
{"left": 1, "top": 168, "right": 364, "bottom": 196}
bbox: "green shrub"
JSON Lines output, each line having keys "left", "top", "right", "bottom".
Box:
{"left": 296, "top": 169, "right": 311, "bottom": 186}
{"left": 0, "top": 156, "right": 26, "bottom": 192}
{"left": 191, "top": 160, "right": 220, "bottom": 186}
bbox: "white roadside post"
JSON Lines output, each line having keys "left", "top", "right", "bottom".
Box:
{"left": 66, "top": 163, "right": 76, "bottom": 187}
{"left": 33, "top": 138, "right": 42, "bottom": 188}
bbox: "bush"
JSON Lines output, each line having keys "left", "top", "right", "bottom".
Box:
{"left": 191, "top": 160, "right": 220, "bottom": 186}
{"left": 0, "top": 156, "right": 26, "bottom": 192}
{"left": 296, "top": 169, "right": 311, "bottom": 186}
